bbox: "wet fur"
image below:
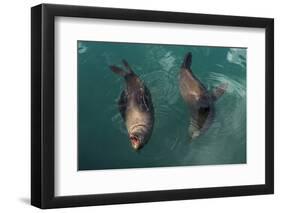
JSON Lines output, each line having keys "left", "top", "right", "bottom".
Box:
{"left": 110, "top": 60, "right": 154, "bottom": 149}
{"left": 179, "top": 52, "right": 226, "bottom": 139}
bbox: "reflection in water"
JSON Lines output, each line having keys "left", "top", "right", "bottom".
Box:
{"left": 78, "top": 42, "right": 88, "bottom": 54}
{"left": 227, "top": 48, "right": 246, "bottom": 68}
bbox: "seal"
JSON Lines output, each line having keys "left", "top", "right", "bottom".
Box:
{"left": 110, "top": 60, "right": 154, "bottom": 151}
{"left": 179, "top": 52, "right": 228, "bottom": 140}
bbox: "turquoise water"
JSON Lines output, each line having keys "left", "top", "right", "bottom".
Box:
{"left": 78, "top": 41, "right": 246, "bottom": 170}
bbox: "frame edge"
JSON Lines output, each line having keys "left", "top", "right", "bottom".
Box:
{"left": 31, "top": 3, "right": 275, "bottom": 209}
{"left": 265, "top": 18, "right": 274, "bottom": 194}
{"left": 31, "top": 4, "right": 43, "bottom": 208}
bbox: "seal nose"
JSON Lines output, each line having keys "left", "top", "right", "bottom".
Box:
{"left": 132, "top": 143, "right": 140, "bottom": 150}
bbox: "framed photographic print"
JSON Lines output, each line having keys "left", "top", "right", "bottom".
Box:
{"left": 31, "top": 3, "right": 274, "bottom": 209}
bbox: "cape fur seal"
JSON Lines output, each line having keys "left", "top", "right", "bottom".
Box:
{"left": 110, "top": 60, "right": 154, "bottom": 150}
{"left": 179, "top": 52, "right": 228, "bottom": 139}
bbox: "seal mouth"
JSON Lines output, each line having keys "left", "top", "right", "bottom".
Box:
{"left": 129, "top": 135, "right": 141, "bottom": 150}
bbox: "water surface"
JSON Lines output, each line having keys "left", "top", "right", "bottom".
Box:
{"left": 78, "top": 41, "right": 246, "bottom": 170}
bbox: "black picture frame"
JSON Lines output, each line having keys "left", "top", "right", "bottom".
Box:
{"left": 31, "top": 3, "right": 274, "bottom": 209}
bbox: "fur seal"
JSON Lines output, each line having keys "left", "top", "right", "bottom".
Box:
{"left": 179, "top": 52, "right": 228, "bottom": 139}
{"left": 110, "top": 60, "right": 154, "bottom": 151}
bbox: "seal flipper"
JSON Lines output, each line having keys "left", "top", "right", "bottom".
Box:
{"left": 109, "top": 65, "right": 128, "bottom": 77}
{"left": 118, "top": 90, "right": 128, "bottom": 120}
{"left": 122, "top": 59, "right": 134, "bottom": 74}
{"left": 181, "top": 52, "right": 192, "bottom": 69}
{"left": 211, "top": 83, "right": 228, "bottom": 101}
{"left": 110, "top": 60, "right": 136, "bottom": 77}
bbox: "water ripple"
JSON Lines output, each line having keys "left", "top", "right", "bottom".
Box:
{"left": 208, "top": 72, "right": 246, "bottom": 136}
{"left": 108, "top": 49, "right": 246, "bottom": 164}
{"left": 180, "top": 71, "right": 246, "bottom": 163}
